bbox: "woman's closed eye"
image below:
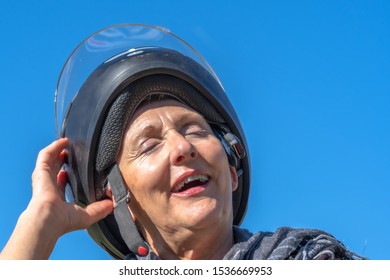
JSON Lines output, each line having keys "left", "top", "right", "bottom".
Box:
{"left": 183, "top": 123, "right": 209, "bottom": 137}
{"left": 137, "top": 122, "right": 210, "bottom": 156}
{"left": 139, "top": 138, "right": 162, "bottom": 155}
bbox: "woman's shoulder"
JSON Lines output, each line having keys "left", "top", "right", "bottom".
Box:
{"left": 227, "top": 226, "right": 365, "bottom": 260}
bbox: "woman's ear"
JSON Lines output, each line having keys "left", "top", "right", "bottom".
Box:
{"left": 229, "top": 165, "right": 239, "bottom": 192}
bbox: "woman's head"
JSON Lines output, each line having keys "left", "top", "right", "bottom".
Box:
{"left": 55, "top": 24, "right": 250, "bottom": 258}
{"left": 118, "top": 98, "right": 238, "bottom": 248}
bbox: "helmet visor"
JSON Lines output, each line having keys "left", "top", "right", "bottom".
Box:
{"left": 54, "top": 23, "right": 222, "bottom": 136}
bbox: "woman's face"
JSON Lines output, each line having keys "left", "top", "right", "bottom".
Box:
{"left": 118, "top": 99, "right": 238, "bottom": 236}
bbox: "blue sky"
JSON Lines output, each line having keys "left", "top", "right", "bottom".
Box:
{"left": 0, "top": 0, "right": 389, "bottom": 260}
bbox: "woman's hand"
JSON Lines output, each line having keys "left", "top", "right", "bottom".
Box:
{"left": 0, "top": 138, "right": 113, "bottom": 259}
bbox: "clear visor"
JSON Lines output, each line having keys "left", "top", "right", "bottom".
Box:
{"left": 54, "top": 23, "right": 222, "bottom": 136}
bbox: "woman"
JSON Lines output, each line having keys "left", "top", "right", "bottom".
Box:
{"left": 0, "top": 24, "right": 362, "bottom": 260}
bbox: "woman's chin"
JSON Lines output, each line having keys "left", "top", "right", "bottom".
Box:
{"left": 174, "top": 202, "right": 228, "bottom": 229}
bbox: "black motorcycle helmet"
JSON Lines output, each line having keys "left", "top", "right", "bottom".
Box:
{"left": 55, "top": 24, "right": 250, "bottom": 259}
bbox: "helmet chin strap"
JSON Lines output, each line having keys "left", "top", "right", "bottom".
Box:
{"left": 107, "top": 164, "right": 149, "bottom": 257}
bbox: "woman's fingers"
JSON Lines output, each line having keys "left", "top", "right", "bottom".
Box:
{"left": 56, "top": 169, "right": 68, "bottom": 201}
{"left": 85, "top": 200, "right": 114, "bottom": 225}
{"left": 32, "top": 138, "right": 68, "bottom": 196}
{"left": 33, "top": 138, "right": 68, "bottom": 178}
{"left": 69, "top": 200, "right": 114, "bottom": 232}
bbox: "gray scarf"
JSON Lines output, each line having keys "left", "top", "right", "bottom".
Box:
{"left": 125, "top": 226, "right": 365, "bottom": 260}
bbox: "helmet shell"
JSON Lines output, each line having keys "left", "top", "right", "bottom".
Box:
{"left": 55, "top": 24, "right": 251, "bottom": 259}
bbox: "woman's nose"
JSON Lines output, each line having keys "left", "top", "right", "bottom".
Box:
{"left": 169, "top": 132, "right": 198, "bottom": 165}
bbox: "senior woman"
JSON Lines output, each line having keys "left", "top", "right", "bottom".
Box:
{"left": 1, "top": 24, "right": 362, "bottom": 260}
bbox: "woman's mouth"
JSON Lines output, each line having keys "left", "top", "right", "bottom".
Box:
{"left": 172, "top": 174, "right": 210, "bottom": 194}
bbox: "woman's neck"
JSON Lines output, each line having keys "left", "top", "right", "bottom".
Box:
{"left": 143, "top": 224, "right": 235, "bottom": 260}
